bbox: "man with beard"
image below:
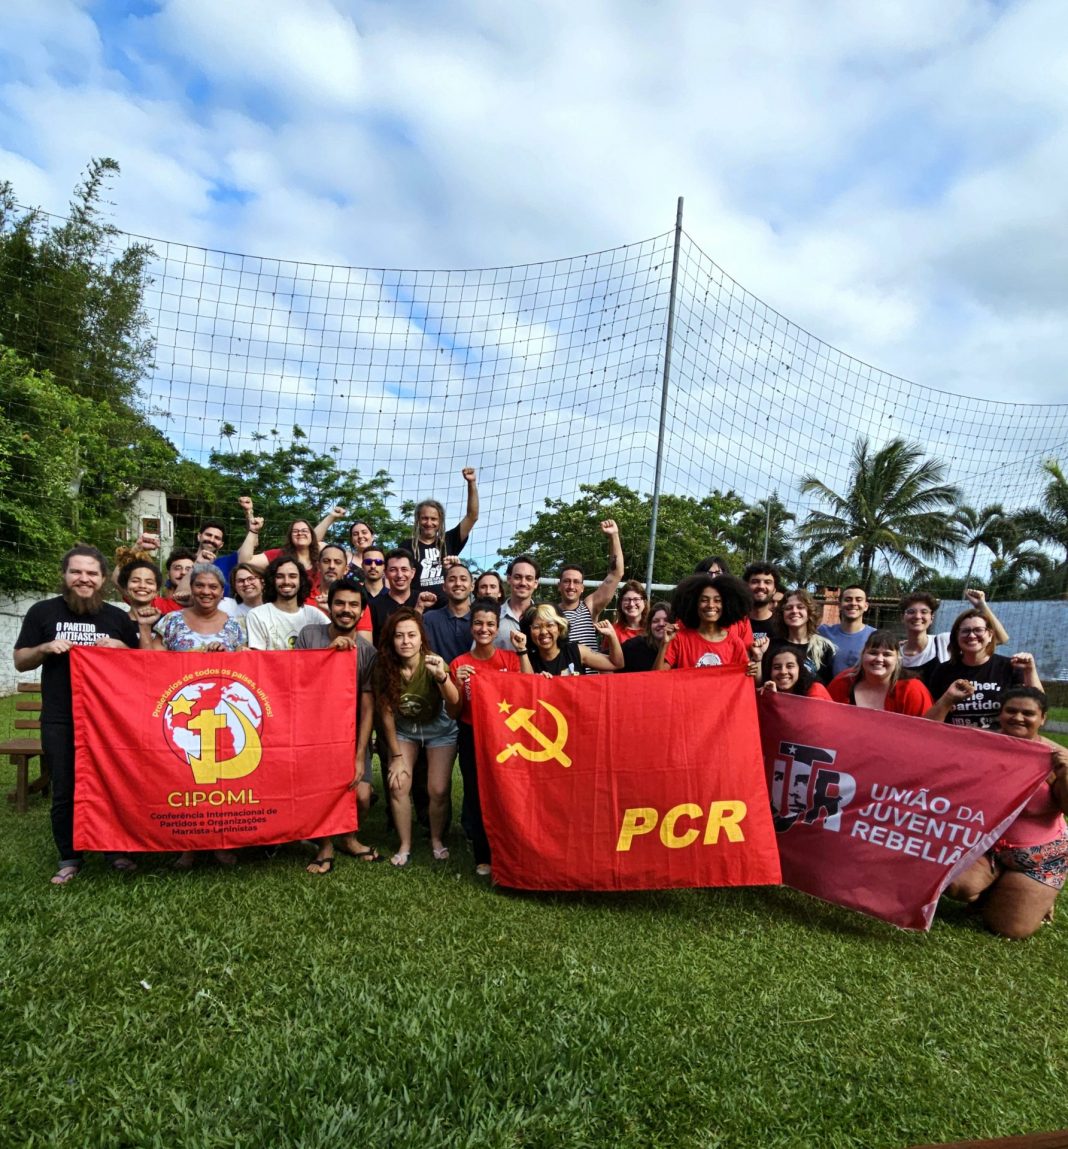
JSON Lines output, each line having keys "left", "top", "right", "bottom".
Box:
{"left": 403, "top": 467, "right": 480, "bottom": 602}
{"left": 743, "top": 562, "right": 780, "bottom": 646}
{"left": 14, "top": 546, "right": 139, "bottom": 885}
{"left": 296, "top": 579, "right": 383, "bottom": 869}
{"left": 818, "top": 584, "right": 875, "bottom": 676}
{"left": 245, "top": 556, "right": 327, "bottom": 650}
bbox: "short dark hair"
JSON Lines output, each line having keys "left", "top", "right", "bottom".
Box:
{"left": 470, "top": 597, "right": 501, "bottom": 621}
{"left": 165, "top": 548, "right": 197, "bottom": 573}
{"left": 197, "top": 519, "right": 226, "bottom": 540}
{"left": 672, "top": 574, "right": 753, "bottom": 630}
{"left": 507, "top": 554, "right": 541, "bottom": 579}
{"left": 319, "top": 543, "right": 347, "bottom": 561}
{"left": 1001, "top": 686, "right": 1048, "bottom": 715}
{"left": 263, "top": 555, "right": 311, "bottom": 604}
{"left": 116, "top": 558, "right": 161, "bottom": 591}
{"left": 328, "top": 577, "right": 364, "bottom": 609}
{"left": 62, "top": 544, "right": 109, "bottom": 575}
{"left": 385, "top": 548, "right": 414, "bottom": 567}
{"left": 743, "top": 561, "right": 780, "bottom": 588}
{"left": 900, "top": 591, "right": 939, "bottom": 614}
{"left": 841, "top": 584, "right": 867, "bottom": 598}
{"left": 559, "top": 563, "right": 585, "bottom": 580}
{"left": 695, "top": 555, "right": 731, "bottom": 576}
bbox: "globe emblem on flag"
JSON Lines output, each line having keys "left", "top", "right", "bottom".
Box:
{"left": 162, "top": 678, "right": 265, "bottom": 785}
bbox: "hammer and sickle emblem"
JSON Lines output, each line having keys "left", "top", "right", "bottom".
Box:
{"left": 496, "top": 700, "right": 572, "bottom": 768}
{"left": 187, "top": 699, "right": 262, "bottom": 784}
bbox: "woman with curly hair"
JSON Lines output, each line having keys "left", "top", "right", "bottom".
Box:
{"left": 656, "top": 574, "right": 758, "bottom": 674}
{"left": 764, "top": 588, "right": 836, "bottom": 685}
{"left": 374, "top": 608, "right": 460, "bottom": 867}
{"left": 827, "top": 630, "right": 932, "bottom": 716}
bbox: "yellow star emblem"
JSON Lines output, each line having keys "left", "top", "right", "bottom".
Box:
{"left": 169, "top": 695, "right": 195, "bottom": 716}
{"left": 497, "top": 699, "right": 513, "bottom": 715}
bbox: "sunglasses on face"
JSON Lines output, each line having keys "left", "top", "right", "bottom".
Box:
{"left": 363, "top": 558, "right": 385, "bottom": 567}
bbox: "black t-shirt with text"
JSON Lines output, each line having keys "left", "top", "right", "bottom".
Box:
{"left": 15, "top": 597, "right": 138, "bottom": 723}
{"left": 923, "top": 653, "right": 1021, "bottom": 731}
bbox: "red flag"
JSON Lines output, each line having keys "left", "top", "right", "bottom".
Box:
{"left": 759, "top": 692, "right": 1052, "bottom": 930}
{"left": 71, "top": 649, "right": 357, "bottom": 851}
{"left": 471, "top": 665, "right": 781, "bottom": 891}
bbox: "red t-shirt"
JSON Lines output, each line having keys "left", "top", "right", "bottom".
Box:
{"left": 827, "top": 673, "right": 932, "bottom": 716}
{"left": 450, "top": 649, "right": 521, "bottom": 723}
{"left": 664, "top": 628, "right": 750, "bottom": 669}
{"left": 152, "top": 596, "right": 183, "bottom": 616}
{"left": 804, "top": 681, "right": 832, "bottom": 700}
{"left": 611, "top": 620, "right": 643, "bottom": 647}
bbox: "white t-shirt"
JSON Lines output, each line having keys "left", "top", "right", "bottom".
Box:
{"left": 899, "top": 630, "right": 952, "bottom": 669}
{"left": 245, "top": 603, "right": 328, "bottom": 650}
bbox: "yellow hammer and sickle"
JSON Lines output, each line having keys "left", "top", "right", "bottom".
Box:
{"left": 187, "top": 699, "right": 262, "bottom": 784}
{"left": 496, "top": 700, "right": 571, "bottom": 768}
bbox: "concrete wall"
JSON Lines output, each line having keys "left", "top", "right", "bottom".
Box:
{"left": 1, "top": 592, "right": 44, "bottom": 695}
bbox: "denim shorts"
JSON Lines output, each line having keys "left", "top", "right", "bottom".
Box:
{"left": 395, "top": 708, "right": 458, "bottom": 750}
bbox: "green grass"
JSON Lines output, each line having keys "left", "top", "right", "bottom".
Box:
{"left": 1049, "top": 706, "right": 1068, "bottom": 725}
{"left": 3, "top": 696, "right": 1068, "bottom": 1148}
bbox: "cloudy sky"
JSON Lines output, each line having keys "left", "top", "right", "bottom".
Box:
{"left": 2, "top": 0, "right": 1067, "bottom": 566}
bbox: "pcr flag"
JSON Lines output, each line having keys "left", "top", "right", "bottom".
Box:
{"left": 471, "top": 665, "right": 781, "bottom": 891}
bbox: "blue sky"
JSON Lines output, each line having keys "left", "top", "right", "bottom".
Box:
{"left": 2, "top": 0, "right": 1068, "bottom": 566}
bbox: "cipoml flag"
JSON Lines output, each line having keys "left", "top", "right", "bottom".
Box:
{"left": 71, "top": 648, "right": 357, "bottom": 851}
{"left": 471, "top": 666, "right": 782, "bottom": 891}
{"left": 759, "top": 691, "right": 1052, "bottom": 930}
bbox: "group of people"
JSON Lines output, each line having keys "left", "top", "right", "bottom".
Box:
{"left": 13, "top": 468, "right": 1068, "bottom": 940}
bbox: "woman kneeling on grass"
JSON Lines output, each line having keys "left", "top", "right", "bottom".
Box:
{"left": 375, "top": 609, "right": 460, "bottom": 867}
{"left": 760, "top": 648, "right": 831, "bottom": 700}
{"left": 827, "top": 630, "right": 932, "bottom": 716}
{"left": 943, "top": 688, "right": 1068, "bottom": 938}
{"left": 448, "top": 599, "right": 530, "bottom": 877}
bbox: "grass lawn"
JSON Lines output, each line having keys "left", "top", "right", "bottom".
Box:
{"left": 3, "top": 695, "right": 1068, "bottom": 1148}
{"left": 1050, "top": 706, "right": 1068, "bottom": 726}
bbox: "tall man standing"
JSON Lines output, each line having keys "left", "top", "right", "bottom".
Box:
{"left": 405, "top": 467, "right": 480, "bottom": 599}
{"left": 556, "top": 520, "right": 623, "bottom": 668}
{"left": 743, "top": 562, "right": 780, "bottom": 647}
{"left": 818, "top": 584, "right": 875, "bottom": 676}
{"left": 14, "top": 546, "right": 139, "bottom": 885}
{"left": 423, "top": 564, "right": 474, "bottom": 665}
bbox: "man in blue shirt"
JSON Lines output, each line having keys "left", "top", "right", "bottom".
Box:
{"left": 818, "top": 584, "right": 875, "bottom": 676}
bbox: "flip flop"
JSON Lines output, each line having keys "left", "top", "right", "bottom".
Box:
{"left": 111, "top": 857, "right": 138, "bottom": 873}
{"left": 432, "top": 845, "right": 450, "bottom": 861}
{"left": 306, "top": 856, "right": 335, "bottom": 875}
{"left": 340, "top": 846, "right": 383, "bottom": 863}
{"left": 50, "top": 865, "right": 80, "bottom": 886}
{"left": 390, "top": 851, "right": 411, "bottom": 868}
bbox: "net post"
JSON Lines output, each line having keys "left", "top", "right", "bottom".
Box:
{"left": 644, "top": 196, "right": 684, "bottom": 597}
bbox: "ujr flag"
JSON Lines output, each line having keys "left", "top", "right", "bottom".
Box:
{"left": 759, "top": 691, "right": 1052, "bottom": 930}
{"left": 471, "top": 665, "right": 781, "bottom": 891}
{"left": 71, "top": 648, "right": 357, "bottom": 851}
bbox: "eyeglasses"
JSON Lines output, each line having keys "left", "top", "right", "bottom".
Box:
{"left": 363, "top": 558, "right": 385, "bottom": 567}
{"left": 620, "top": 597, "right": 644, "bottom": 605}
{"left": 958, "top": 628, "right": 989, "bottom": 638}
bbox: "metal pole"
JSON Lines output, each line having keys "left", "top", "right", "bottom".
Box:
{"left": 762, "top": 497, "right": 772, "bottom": 560}
{"left": 644, "top": 196, "right": 684, "bottom": 596}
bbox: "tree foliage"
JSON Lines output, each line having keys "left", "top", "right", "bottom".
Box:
{"left": 797, "top": 437, "right": 964, "bottom": 593}
{"left": 500, "top": 479, "right": 751, "bottom": 585}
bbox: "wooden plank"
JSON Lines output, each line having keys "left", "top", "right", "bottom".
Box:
{"left": 17, "top": 683, "right": 41, "bottom": 693}
{"left": 15, "top": 699, "right": 41, "bottom": 712}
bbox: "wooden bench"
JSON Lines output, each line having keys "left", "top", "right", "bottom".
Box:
{"left": 3, "top": 683, "right": 47, "bottom": 815}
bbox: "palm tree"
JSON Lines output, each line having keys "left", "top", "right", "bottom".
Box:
{"left": 796, "top": 437, "right": 963, "bottom": 593}
{"left": 1017, "top": 459, "right": 1068, "bottom": 594}
{"left": 985, "top": 518, "right": 1052, "bottom": 600}
{"left": 956, "top": 503, "right": 1007, "bottom": 590}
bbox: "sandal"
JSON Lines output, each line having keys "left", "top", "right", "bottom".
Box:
{"left": 111, "top": 857, "right": 138, "bottom": 873}
{"left": 50, "top": 864, "right": 80, "bottom": 886}
{"left": 432, "top": 845, "right": 450, "bottom": 862}
{"left": 172, "top": 852, "right": 195, "bottom": 870}
{"left": 475, "top": 864, "right": 492, "bottom": 877}
{"left": 306, "top": 855, "right": 335, "bottom": 875}
{"left": 339, "top": 845, "right": 383, "bottom": 863}
{"left": 390, "top": 851, "right": 411, "bottom": 868}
